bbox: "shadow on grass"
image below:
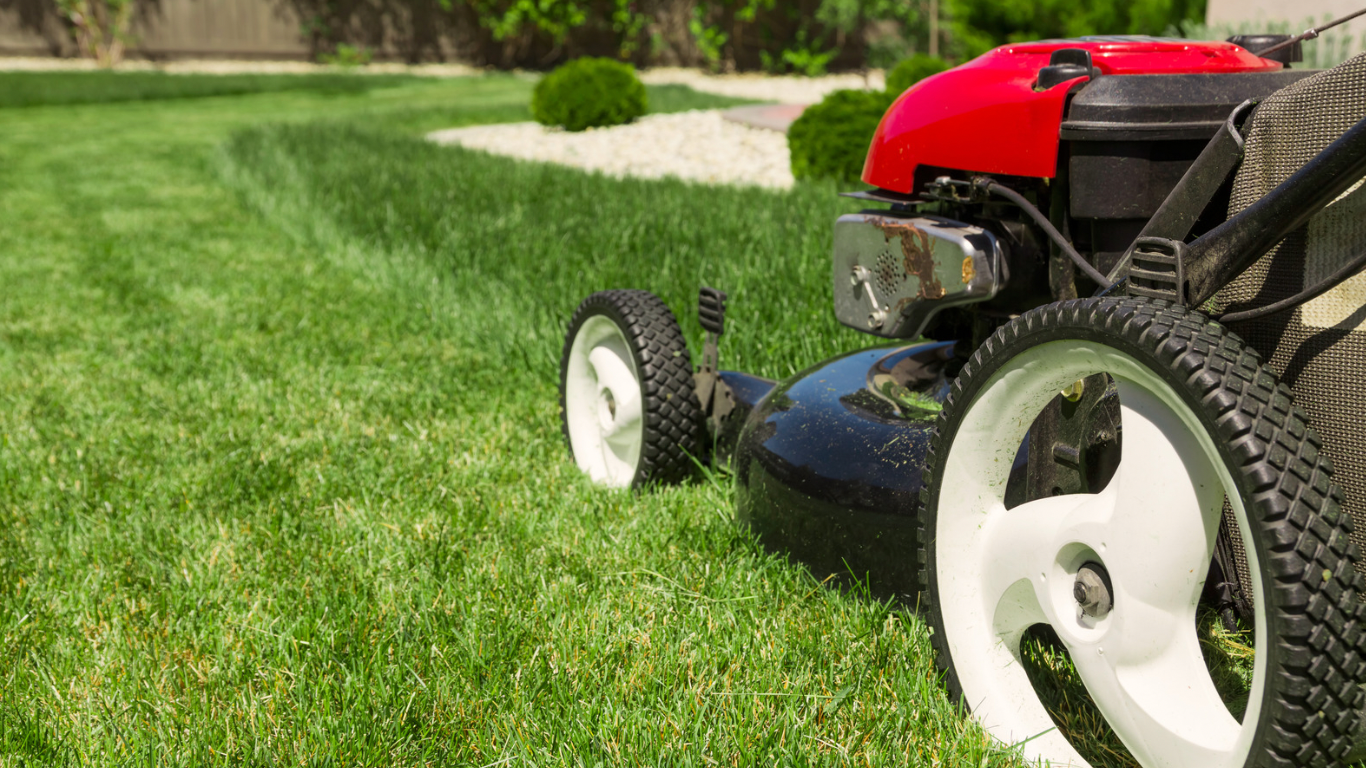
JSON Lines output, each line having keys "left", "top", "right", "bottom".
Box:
{"left": 1015, "top": 609, "right": 1256, "bottom": 768}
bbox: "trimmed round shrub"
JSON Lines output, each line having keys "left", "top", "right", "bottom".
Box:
{"left": 531, "top": 57, "right": 648, "bottom": 132}
{"left": 788, "top": 89, "right": 896, "bottom": 184}
{"left": 885, "top": 54, "right": 950, "bottom": 95}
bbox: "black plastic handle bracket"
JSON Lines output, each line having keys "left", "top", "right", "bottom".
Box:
{"left": 1127, "top": 237, "right": 1188, "bottom": 305}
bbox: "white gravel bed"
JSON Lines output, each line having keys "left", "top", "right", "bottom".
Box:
{"left": 640, "top": 66, "right": 883, "bottom": 103}
{"left": 427, "top": 110, "right": 794, "bottom": 189}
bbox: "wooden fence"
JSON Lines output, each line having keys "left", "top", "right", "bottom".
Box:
{"left": 0, "top": 0, "right": 839, "bottom": 68}
{"left": 0, "top": 0, "right": 484, "bottom": 61}
{"left": 0, "top": 0, "right": 311, "bottom": 59}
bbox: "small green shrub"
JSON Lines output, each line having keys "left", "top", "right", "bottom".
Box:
{"left": 886, "top": 54, "right": 950, "bottom": 95}
{"left": 788, "top": 89, "right": 895, "bottom": 184}
{"left": 320, "top": 43, "right": 374, "bottom": 67}
{"left": 531, "top": 57, "right": 648, "bottom": 132}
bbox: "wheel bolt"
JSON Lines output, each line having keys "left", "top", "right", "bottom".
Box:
{"left": 1074, "top": 562, "right": 1113, "bottom": 619}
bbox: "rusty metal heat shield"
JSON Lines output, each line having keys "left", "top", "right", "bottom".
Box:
{"left": 833, "top": 213, "right": 1006, "bottom": 338}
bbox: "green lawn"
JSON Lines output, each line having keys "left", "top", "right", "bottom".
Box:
{"left": 0, "top": 70, "right": 418, "bottom": 108}
{"left": 0, "top": 72, "right": 1023, "bottom": 765}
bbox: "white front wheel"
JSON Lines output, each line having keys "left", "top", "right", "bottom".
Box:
{"left": 559, "top": 290, "right": 703, "bottom": 489}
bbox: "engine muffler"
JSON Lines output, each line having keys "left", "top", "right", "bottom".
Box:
{"left": 833, "top": 213, "right": 1006, "bottom": 338}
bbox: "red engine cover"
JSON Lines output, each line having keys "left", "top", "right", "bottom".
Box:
{"left": 862, "top": 39, "right": 1281, "bottom": 192}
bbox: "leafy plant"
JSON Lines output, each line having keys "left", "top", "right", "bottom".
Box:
{"left": 464, "top": 0, "right": 588, "bottom": 44}
{"left": 610, "top": 1, "right": 649, "bottom": 56}
{"left": 760, "top": 28, "right": 837, "bottom": 76}
{"left": 459, "top": 0, "right": 650, "bottom": 59}
{"left": 885, "top": 53, "right": 949, "bottom": 94}
{"left": 946, "top": 0, "right": 1207, "bottom": 58}
{"left": 441, "top": 0, "right": 932, "bottom": 72}
{"left": 688, "top": 6, "right": 729, "bottom": 69}
{"left": 788, "top": 88, "right": 896, "bottom": 183}
{"left": 531, "top": 56, "right": 648, "bottom": 131}
{"left": 728, "top": 0, "right": 774, "bottom": 24}
{"left": 319, "top": 43, "right": 374, "bottom": 67}
{"left": 53, "top": 0, "right": 134, "bottom": 66}
{"left": 687, "top": 0, "right": 775, "bottom": 70}
{"left": 816, "top": 0, "right": 929, "bottom": 67}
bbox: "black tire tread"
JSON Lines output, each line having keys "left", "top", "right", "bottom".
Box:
{"left": 559, "top": 290, "right": 704, "bottom": 487}
{"left": 917, "top": 297, "right": 1366, "bottom": 768}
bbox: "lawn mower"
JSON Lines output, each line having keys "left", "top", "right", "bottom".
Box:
{"left": 557, "top": 28, "right": 1366, "bottom": 768}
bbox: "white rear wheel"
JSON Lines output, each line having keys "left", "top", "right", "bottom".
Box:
{"left": 919, "top": 299, "right": 1366, "bottom": 768}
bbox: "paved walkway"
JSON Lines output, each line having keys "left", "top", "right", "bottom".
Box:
{"left": 719, "top": 103, "right": 808, "bottom": 133}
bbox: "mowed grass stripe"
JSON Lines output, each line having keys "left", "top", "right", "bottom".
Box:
{"left": 0, "top": 70, "right": 421, "bottom": 109}
{"left": 222, "top": 121, "right": 860, "bottom": 380}
{"left": 0, "top": 74, "right": 1022, "bottom": 764}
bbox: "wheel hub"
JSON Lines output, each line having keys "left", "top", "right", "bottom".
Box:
{"left": 1073, "top": 561, "right": 1113, "bottom": 619}
{"left": 599, "top": 388, "right": 617, "bottom": 428}
{"left": 563, "top": 313, "right": 647, "bottom": 488}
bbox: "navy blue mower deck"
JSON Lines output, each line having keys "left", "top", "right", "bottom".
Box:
{"left": 725, "top": 342, "right": 955, "bottom": 599}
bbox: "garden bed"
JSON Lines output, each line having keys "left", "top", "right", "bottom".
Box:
{"left": 428, "top": 110, "right": 795, "bottom": 189}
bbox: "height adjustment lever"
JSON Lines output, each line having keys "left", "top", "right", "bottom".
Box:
{"left": 699, "top": 286, "right": 726, "bottom": 336}
{"left": 695, "top": 286, "right": 733, "bottom": 435}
